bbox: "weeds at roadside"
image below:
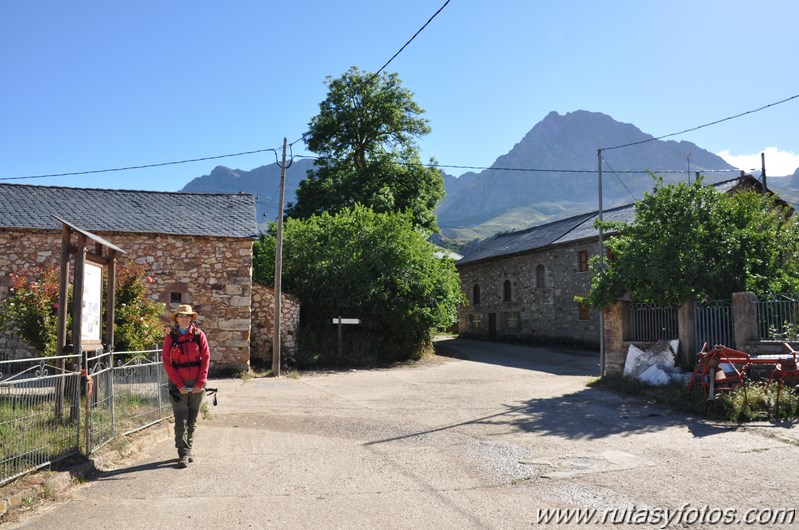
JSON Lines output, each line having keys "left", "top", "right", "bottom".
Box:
{"left": 591, "top": 374, "right": 799, "bottom": 422}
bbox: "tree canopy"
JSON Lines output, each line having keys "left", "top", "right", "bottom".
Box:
{"left": 253, "top": 205, "right": 465, "bottom": 367}
{"left": 287, "top": 66, "right": 444, "bottom": 233}
{"left": 584, "top": 179, "right": 799, "bottom": 308}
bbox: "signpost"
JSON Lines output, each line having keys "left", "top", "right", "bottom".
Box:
{"left": 333, "top": 317, "right": 360, "bottom": 360}
{"left": 52, "top": 216, "right": 125, "bottom": 427}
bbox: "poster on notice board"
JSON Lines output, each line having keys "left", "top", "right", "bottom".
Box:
{"left": 81, "top": 262, "right": 103, "bottom": 347}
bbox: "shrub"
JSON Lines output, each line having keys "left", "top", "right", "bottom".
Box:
{"left": 111, "top": 265, "right": 166, "bottom": 352}
{"left": 0, "top": 267, "right": 62, "bottom": 356}
{"left": 0, "top": 264, "right": 164, "bottom": 356}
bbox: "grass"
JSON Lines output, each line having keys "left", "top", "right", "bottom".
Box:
{"left": 592, "top": 373, "right": 799, "bottom": 422}
{"left": 1, "top": 382, "right": 172, "bottom": 485}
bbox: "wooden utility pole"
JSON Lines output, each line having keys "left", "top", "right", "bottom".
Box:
{"left": 272, "top": 138, "right": 288, "bottom": 377}
{"left": 597, "top": 148, "right": 605, "bottom": 378}
{"left": 761, "top": 152, "right": 767, "bottom": 193}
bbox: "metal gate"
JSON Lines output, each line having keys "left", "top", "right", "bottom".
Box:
{"left": 694, "top": 299, "right": 735, "bottom": 352}
{"left": 628, "top": 302, "right": 678, "bottom": 341}
{"left": 755, "top": 293, "right": 799, "bottom": 340}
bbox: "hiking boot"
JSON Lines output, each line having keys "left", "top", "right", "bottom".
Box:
{"left": 187, "top": 452, "right": 194, "bottom": 463}
{"left": 178, "top": 455, "right": 189, "bottom": 468}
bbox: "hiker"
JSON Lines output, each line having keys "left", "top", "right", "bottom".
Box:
{"left": 161, "top": 304, "right": 210, "bottom": 468}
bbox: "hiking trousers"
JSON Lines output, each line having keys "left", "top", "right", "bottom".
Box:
{"left": 170, "top": 388, "right": 203, "bottom": 457}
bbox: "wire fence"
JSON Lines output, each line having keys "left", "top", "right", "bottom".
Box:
{"left": 0, "top": 349, "right": 169, "bottom": 486}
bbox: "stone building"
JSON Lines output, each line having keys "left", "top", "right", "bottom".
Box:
{"left": 0, "top": 183, "right": 299, "bottom": 372}
{"left": 456, "top": 205, "right": 632, "bottom": 349}
{"left": 456, "top": 174, "right": 775, "bottom": 349}
{"left": 250, "top": 282, "right": 301, "bottom": 366}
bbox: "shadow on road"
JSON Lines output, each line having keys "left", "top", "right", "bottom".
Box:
{"left": 434, "top": 337, "right": 600, "bottom": 377}
{"left": 92, "top": 459, "right": 179, "bottom": 481}
{"left": 367, "top": 385, "right": 694, "bottom": 444}
{"left": 494, "top": 388, "right": 686, "bottom": 440}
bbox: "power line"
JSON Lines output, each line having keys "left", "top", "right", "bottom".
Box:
{"left": 372, "top": 0, "right": 450, "bottom": 78}
{"left": 6, "top": 90, "right": 790, "bottom": 185}
{"left": 289, "top": 0, "right": 451, "bottom": 149}
{"left": 601, "top": 157, "right": 638, "bottom": 202}
{"left": 603, "top": 93, "right": 799, "bottom": 152}
{"left": 292, "top": 154, "right": 747, "bottom": 176}
{"left": 6, "top": 3, "right": 450, "bottom": 182}
{"left": 1, "top": 147, "right": 279, "bottom": 182}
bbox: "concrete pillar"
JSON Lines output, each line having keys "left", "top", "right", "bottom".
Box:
{"left": 733, "top": 291, "right": 759, "bottom": 352}
{"left": 603, "top": 301, "right": 628, "bottom": 376}
{"left": 678, "top": 299, "right": 695, "bottom": 366}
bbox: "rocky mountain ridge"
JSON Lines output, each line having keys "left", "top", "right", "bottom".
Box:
{"left": 180, "top": 110, "right": 798, "bottom": 241}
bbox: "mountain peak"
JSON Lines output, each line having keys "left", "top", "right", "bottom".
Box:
{"left": 178, "top": 111, "right": 745, "bottom": 241}
{"left": 436, "top": 110, "right": 736, "bottom": 237}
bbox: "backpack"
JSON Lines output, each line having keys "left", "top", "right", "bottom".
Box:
{"left": 169, "top": 328, "right": 203, "bottom": 368}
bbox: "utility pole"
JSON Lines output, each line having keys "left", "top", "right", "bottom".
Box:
{"left": 272, "top": 138, "right": 288, "bottom": 377}
{"left": 597, "top": 148, "right": 605, "bottom": 378}
{"left": 687, "top": 153, "right": 691, "bottom": 185}
{"left": 761, "top": 152, "right": 767, "bottom": 193}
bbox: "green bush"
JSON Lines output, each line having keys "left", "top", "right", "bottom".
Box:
{"left": 255, "top": 205, "right": 467, "bottom": 367}
{"left": 112, "top": 265, "right": 165, "bottom": 352}
{"left": 0, "top": 264, "right": 164, "bottom": 356}
{"left": 0, "top": 267, "right": 62, "bottom": 356}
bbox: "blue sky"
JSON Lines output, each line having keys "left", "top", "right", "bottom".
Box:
{"left": 2, "top": 0, "right": 797, "bottom": 192}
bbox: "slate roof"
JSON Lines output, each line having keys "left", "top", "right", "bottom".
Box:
{"left": 456, "top": 206, "right": 634, "bottom": 266}
{"left": 457, "top": 175, "right": 767, "bottom": 266}
{"left": 0, "top": 183, "right": 258, "bottom": 239}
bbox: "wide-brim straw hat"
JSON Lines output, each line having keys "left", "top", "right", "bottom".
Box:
{"left": 170, "top": 304, "right": 199, "bottom": 321}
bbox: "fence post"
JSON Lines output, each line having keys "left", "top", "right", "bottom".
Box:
{"left": 678, "top": 299, "right": 695, "bottom": 367}
{"left": 83, "top": 353, "right": 89, "bottom": 455}
{"left": 109, "top": 349, "right": 115, "bottom": 438}
{"left": 733, "top": 291, "right": 758, "bottom": 352}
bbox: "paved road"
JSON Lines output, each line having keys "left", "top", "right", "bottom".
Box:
{"left": 8, "top": 338, "right": 799, "bottom": 529}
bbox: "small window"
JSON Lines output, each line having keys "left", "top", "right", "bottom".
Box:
{"left": 579, "top": 302, "right": 591, "bottom": 320}
{"left": 472, "top": 284, "right": 481, "bottom": 305}
{"left": 503, "top": 279, "right": 512, "bottom": 302}
{"left": 170, "top": 292, "right": 183, "bottom": 304}
{"left": 506, "top": 311, "right": 520, "bottom": 330}
{"left": 535, "top": 264, "right": 545, "bottom": 288}
{"left": 578, "top": 250, "right": 589, "bottom": 272}
{"left": 469, "top": 314, "right": 483, "bottom": 330}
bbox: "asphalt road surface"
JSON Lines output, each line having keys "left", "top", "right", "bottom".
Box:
{"left": 7, "top": 338, "right": 799, "bottom": 529}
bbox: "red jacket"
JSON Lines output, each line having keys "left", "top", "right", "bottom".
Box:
{"left": 162, "top": 324, "right": 210, "bottom": 391}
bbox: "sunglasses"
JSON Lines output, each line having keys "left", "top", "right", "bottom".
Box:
{"left": 176, "top": 313, "right": 193, "bottom": 318}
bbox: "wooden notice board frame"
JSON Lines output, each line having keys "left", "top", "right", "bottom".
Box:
{"left": 53, "top": 215, "right": 126, "bottom": 356}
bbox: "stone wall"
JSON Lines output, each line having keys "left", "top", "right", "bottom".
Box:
{"left": 0, "top": 228, "right": 254, "bottom": 372}
{"left": 457, "top": 239, "right": 600, "bottom": 348}
{"left": 0, "top": 230, "right": 62, "bottom": 360}
{"left": 250, "top": 282, "right": 300, "bottom": 365}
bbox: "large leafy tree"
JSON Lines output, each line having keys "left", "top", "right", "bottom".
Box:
{"left": 288, "top": 66, "right": 444, "bottom": 233}
{"left": 585, "top": 178, "right": 799, "bottom": 308}
{"left": 254, "top": 205, "right": 465, "bottom": 367}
